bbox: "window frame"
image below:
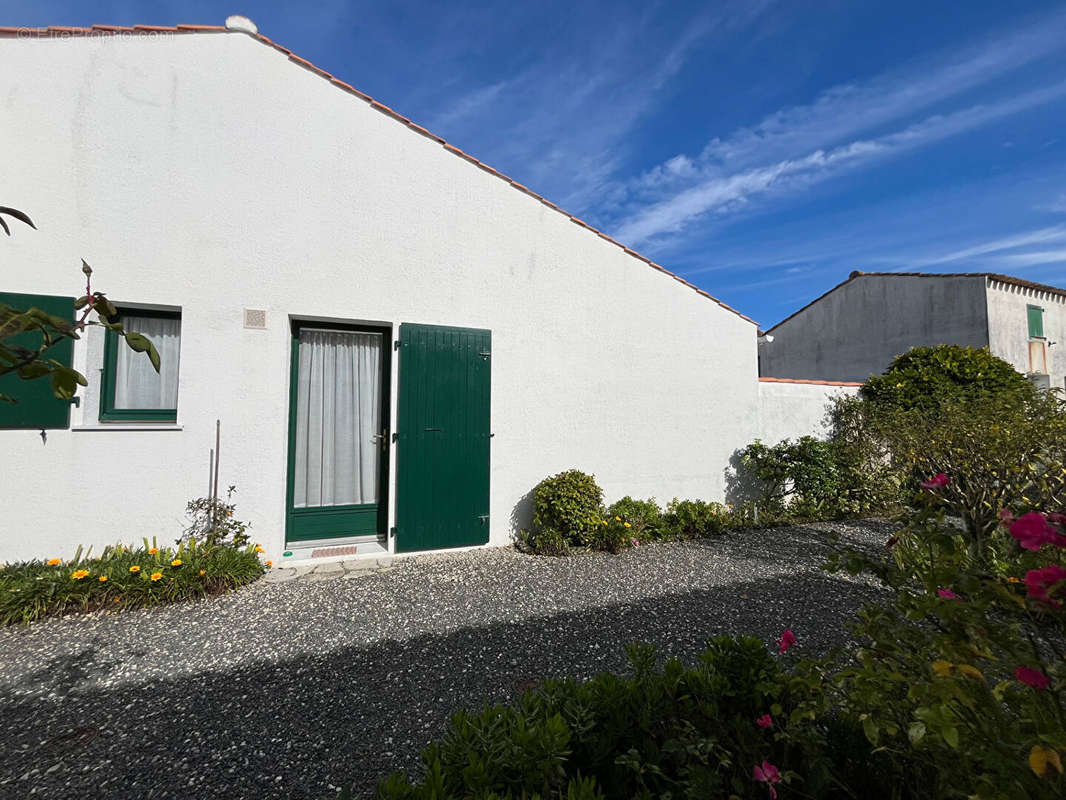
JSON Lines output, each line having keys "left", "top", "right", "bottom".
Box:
{"left": 1027, "top": 304, "right": 1045, "bottom": 340}
{"left": 99, "top": 307, "right": 181, "bottom": 423}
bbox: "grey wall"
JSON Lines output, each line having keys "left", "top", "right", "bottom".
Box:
{"left": 759, "top": 275, "right": 990, "bottom": 382}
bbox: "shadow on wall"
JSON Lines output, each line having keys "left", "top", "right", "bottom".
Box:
{"left": 509, "top": 488, "right": 533, "bottom": 542}
{"left": 724, "top": 449, "right": 764, "bottom": 507}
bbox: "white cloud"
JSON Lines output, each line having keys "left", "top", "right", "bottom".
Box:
{"left": 998, "top": 249, "right": 1066, "bottom": 267}
{"left": 608, "top": 8, "right": 1066, "bottom": 248}
{"left": 613, "top": 82, "right": 1066, "bottom": 246}
{"left": 913, "top": 226, "right": 1066, "bottom": 266}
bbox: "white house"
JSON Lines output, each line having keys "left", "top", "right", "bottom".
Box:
{"left": 0, "top": 20, "right": 840, "bottom": 566}
{"left": 759, "top": 271, "right": 1066, "bottom": 389}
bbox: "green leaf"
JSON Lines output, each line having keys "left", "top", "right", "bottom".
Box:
{"left": 942, "top": 727, "right": 959, "bottom": 749}
{"left": 862, "top": 716, "right": 879, "bottom": 745}
{"left": 907, "top": 721, "right": 926, "bottom": 745}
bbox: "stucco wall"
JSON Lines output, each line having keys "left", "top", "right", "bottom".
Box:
{"left": 759, "top": 274, "right": 989, "bottom": 382}
{"left": 986, "top": 279, "right": 1066, "bottom": 391}
{"left": 756, "top": 379, "right": 860, "bottom": 445}
{"left": 0, "top": 31, "right": 759, "bottom": 562}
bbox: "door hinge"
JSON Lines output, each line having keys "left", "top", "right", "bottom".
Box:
{"left": 477, "top": 514, "right": 489, "bottom": 524}
{"left": 394, "top": 340, "right": 402, "bottom": 350}
{"left": 478, "top": 351, "right": 491, "bottom": 360}
{"left": 390, "top": 526, "right": 397, "bottom": 538}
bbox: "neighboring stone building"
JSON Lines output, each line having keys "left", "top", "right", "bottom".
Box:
{"left": 759, "top": 271, "right": 1066, "bottom": 389}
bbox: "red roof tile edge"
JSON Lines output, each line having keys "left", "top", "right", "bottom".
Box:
{"left": 0, "top": 23, "right": 758, "bottom": 327}
{"left": 758, "top": 377, "right": 863, "bottom": 387}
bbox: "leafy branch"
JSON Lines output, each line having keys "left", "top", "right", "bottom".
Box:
{"left": 0, "top": 206, "right": 160, "bottom": 403}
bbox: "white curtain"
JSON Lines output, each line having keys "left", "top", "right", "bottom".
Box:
{"left": 293, "top": 330, "right": 382, "bottom": 508}
{"left": 113, "top": 314, "right": 181, "bottom": 409}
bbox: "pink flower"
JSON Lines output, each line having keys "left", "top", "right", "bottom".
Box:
{"left": 777, "top": 629, "right": 796, "bottom": 654}
{"left": 1015, "top": 666, "right": 1050, "bottom": 690}
{"left": 998, "top": 508, "right": 1015, "bottom": 527}
{"left": 1025, "top": 564, "right": 1066, "bottom": 608}
{"left": 921, "top": 473, "right": 949, "bottom": 489}
{"left": 1010, "top": 512, "right": 1066, "bottom": 551}
{"left": 753, "top": 761, "right": 781, "bottom": 799}
{"left": 936, "top": 588, "right": 960, "bottom": 600}
{"left": 756, "top": 714, "right": 773, "bottom": 729}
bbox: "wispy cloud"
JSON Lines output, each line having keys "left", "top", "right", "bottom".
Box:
{"left": 607, "top": 8, "right": 1066, "bottom": 248}
{"left": 998, "top": 249, "right": 1066, "bottom": 267}
{"left": 908, "top": 225, "right": 1066, "bottom": 267}
{"left": 613, "top": 82, "right": 1066, "bottom": 246}
{"left": 418, "top": 0, "right": 776, "bottom": 210}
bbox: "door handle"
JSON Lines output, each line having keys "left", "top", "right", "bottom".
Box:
{"left": 371, "top": 429, "right": 389, "bottom": 452}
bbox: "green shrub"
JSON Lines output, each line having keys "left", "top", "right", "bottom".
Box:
{"left": 527, "top": 470, "right": 604, "bottom": 553}
{"left": 861, "top": 344, "right": 1034, "bottom": 414}
{"left": 606, "top": 496, "right": 662, "bottom": 540}
{"left": 661, "top": 498, "right": 729, "bottom": 540}
{"left": 738, "top": 436, "right": 847, "bottom": 518}
{"left": 0, "top": 537, "right": 264, "bottom": 625}
{"left": 375, "top": 636, "right": 877, "bottom": 800}
{"left": 872, "top": 391, "right": 1066, "bottom": 540}
{"left": 824, "top": 394, "right": 901, "bottom": 515}
{"left": 819, "top": 496, "right": 1066, "bottom": 798}
{"left": 183, "top": 484, "right": 252, "bottom": 547}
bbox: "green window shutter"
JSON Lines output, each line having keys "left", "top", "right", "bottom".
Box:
{"left": 0, "top": 292, "right": 75, "bottom": 429}
{"left": 1028, "top": 305, "right": 1044, "bottom": 339}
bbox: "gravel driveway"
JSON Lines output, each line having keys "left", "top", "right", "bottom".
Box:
{"left": 0, "top": 520, "right": 891, "bottom": 799}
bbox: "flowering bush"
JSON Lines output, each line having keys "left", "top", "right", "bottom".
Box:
{"left": 373, "top": 635, "right": 886, "bottom": 800}
{"left": 525, "top": 470, "right": 605, "bottom": 554}
{"left": 818, "top": 480, "right": 1066, "bottom": 797}
{"left": 0, "top": 536, "right": 265, "bottom": 625}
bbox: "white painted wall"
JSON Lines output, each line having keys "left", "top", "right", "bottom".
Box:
{"left": 0, "top": 31, "right": 759, "bottom": 563}
{"left": 756, "top": 379, "right": 860, "bottom": 445}
{"left": 986, "top": 279, "right": 1066, "bottom": 392}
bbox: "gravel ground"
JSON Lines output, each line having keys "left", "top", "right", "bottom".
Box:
{"left": 0, "top": 520, "right": 892, "bottom": 799}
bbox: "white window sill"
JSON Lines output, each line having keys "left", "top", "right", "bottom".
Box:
{"left": 71, "top": 424, "right": 184, "bottom": 432}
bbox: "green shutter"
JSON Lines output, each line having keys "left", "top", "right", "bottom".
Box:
{"left": 395, "top": 324, "right": 491, "bottom": 552}
{"left": 0, "top": 292, "right": 75, "bottom": 429}
{"left": 1028, "top": 305, "right": 1044, "bottom": 339}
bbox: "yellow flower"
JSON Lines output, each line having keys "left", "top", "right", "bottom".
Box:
{"left": 47, "top": 558, "right": 61, "bottom": 566}
{"left": 199, "top": 569, "right": 206, "bottom": 576}
{"left": 1007, "top": 576, "right": 1021, "bottom": 584}
{"left": 1029, "top": 745, "right": 1064, "bottom": 778}
{"left": 931, "top": 660, "right": 953, "bottom": 677}
{"left": 255, "top": 545, "right": 265, "bottom": 554}
{"left": 614, "top": 516, "right": 621, "bottom": 521}
{"left": 148, "top": 548, "right": 158, "bottom": 555}
{"left": 71, "top": 569, "right": 90, "bottom": 580}
{"left": 623, "top": 522, "right": 631, "bottom": 528}
{"left": 129, "top": 566, "right": 141, "bottom": 573}
{"left": 957, "top": 664, "right": 985, "bottom": 683}
{"left": 601, "top": 520, "right": 608, "bottom": 526}
{"left": 98, "top": 575, "right": 108, "bottom": 583}
{"left": 171, "top": 559, "right": 182, "bottom": 567}
{"left": 150, "top": 572, "right": 163, "bottom": 582}
{"left": 266, "top": 561, "right": 273, "bottom": 568}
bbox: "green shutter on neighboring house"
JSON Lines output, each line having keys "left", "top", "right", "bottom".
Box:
{"left": 1028, "top": 305, "right": 1045, "bottom": 339}
{"left": 0, "top": 292, "right": 76, "bottom": 429}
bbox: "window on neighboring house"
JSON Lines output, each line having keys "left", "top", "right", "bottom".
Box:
{"left": 1028, "top": 304, "right": 1045, "bottom": 339}
{"left": 0, "top": 291, "right": 76, "bottom": 429}
{"left": 100, "top": 309, "right": 182, "bottom": 422}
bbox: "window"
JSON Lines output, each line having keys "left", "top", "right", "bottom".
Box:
{"left": 1028, "top": 304, "right": 1045, "bottom": 339}
{"left": 100, "top": 309, "right": 181, "bottom": 422}
{"left": 0, "top": 291, "right": 75, "bottom": 429}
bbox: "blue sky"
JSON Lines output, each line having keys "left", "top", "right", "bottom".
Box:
{"left": 4, "top": 1, "right": 1066, "bottom": 327}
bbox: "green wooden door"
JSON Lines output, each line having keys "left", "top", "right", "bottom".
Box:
{"left": 395, "top": 324, "right": 491, "bottom": 552}
{"left": 285, "top": 323, "right": 390, "bottom": 544}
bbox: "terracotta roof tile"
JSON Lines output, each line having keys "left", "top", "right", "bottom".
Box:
{"left": 759, "top": 377, "right": 863, "bottom": 387}
{"left": 0, "top": 22, "right": 759, "bottom": 326}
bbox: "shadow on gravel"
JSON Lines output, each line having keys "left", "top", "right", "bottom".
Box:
{"left": 0, "top": 573, "right": 887, "bottom": 800}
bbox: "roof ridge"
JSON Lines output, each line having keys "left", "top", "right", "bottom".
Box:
{"left": 0, "top": 23, "right": 759, "bottom": 327}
